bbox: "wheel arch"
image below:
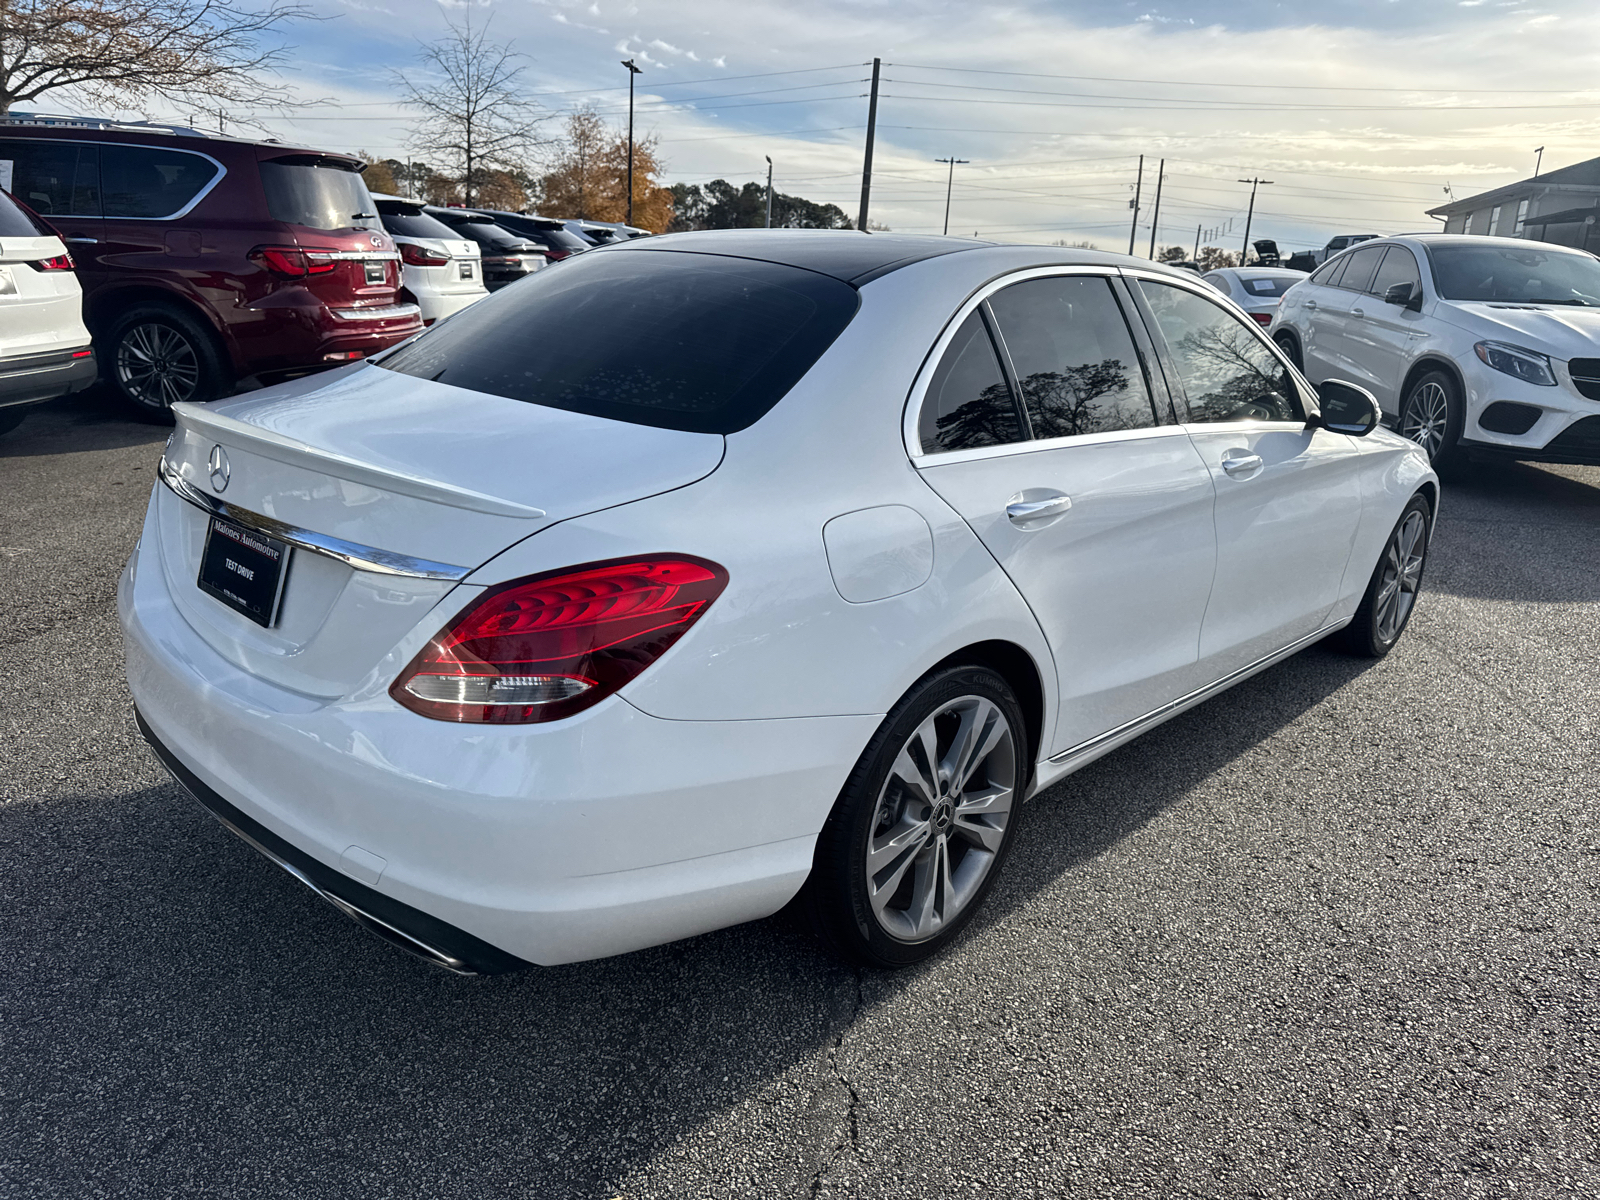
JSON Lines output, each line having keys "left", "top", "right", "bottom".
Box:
{"left": 86, "top": 285, "right": 236, "bottom": 378}
{"left": 1399, "top": 355, "right": 1465, "bottom": 414}
{"left": 927, "top": 639, "right": 1046, "bottom": 780}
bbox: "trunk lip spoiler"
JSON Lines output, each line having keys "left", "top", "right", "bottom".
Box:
{"left": 158, "top": 456, "right": 472, "bottom": 581}
{"left": 170, "top": 399, "right": 548, "bottom": 520}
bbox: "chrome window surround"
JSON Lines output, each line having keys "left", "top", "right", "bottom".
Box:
{"left": 0, "top": 136, "right": 227, "bottom": 221}
{"left": 157, "top": 456, "right": 471, "bottom": 581}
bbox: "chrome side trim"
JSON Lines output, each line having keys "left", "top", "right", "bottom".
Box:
{"left": 158, "top": 457, "right": 472, "bottom": 581}
{"left": 199, "top": 800, "right": 476, "bottom": 975}
{"left": 312, "top": 250, "right": 401, "bottom": 262}
{"left": 1048, "top": 625, "right": 1337, "bottom": 767}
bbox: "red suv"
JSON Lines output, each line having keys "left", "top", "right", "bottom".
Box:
{"left": 0, "top": 114, "right": 422, "bottom": 419}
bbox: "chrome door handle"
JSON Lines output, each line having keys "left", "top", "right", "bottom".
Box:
{"left": 1351, "top": 307, "right": 1366, "bottom": 318}
{"left": 1006, "top": 494, "right": 1072, "bottom": 524}
{"left": 1304, "top": 299, "right": 1318, "bottom": 309}
{"left": 64, "top": 236, "right": 99, "bottom": 244}
{"left": 1221, "top": 453, "right": 1264, "bottom": 477}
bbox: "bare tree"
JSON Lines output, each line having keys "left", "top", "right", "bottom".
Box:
{"left": 396, "top": 13, "right": 544, "bottom": 207}
{"left": 0, "top": 0, "right": 309, "bottom": 118}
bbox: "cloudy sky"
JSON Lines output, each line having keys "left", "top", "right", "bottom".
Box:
{"left": 106, "top": 0, "right": 1600, "bottom": 251}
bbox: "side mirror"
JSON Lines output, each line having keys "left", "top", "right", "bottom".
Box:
{"left": 1384, "top": 281, "right": 1422, "bottom": 311}
{"left": 1309, "top": 380, "right": 1381, "bottom": 437}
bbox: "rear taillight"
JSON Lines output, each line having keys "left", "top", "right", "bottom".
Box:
{"left": 249, "top": 245, "right": 339, "bottom": 277}
{"left": 391, "top": 556, "right": 729, "bottom": 724}
{"left": 400, "top": 242, "right": 451, "bottom": 266}
{"left": 30, "top": 253, "right": 74, "bottom": 271}
{"left": 1251, "top": 312, "right": 1273, "bottom": 326}
{"left": 544, "top": 248, "right": 571, "bottom": 261}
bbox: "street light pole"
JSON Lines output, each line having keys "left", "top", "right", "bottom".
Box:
{"left": 622, "top": 59, "right": 642, "bottom": 225}
{"left": 1237, "top": 177, "right": 1273, "bottom": 265}
{"left": 765, "top": 155, "right": 773, "bottom": 228}
{"left": 935, "top": 156, "right": 968, "bottom": 236}
{"left": 1534, "top": 146, "right": 1545, "bottom": 178}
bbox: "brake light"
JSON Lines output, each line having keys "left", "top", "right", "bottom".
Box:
{"left": 249, "top": 245, "right": 339, "bottom": 277}
{"left": 1251, "top": 312, "right": 1273, "bottom": 326}
{"left": 30, "top": 253, "right": 74, "bottom": 271}
{"left": 400, "top": 242, "right": 451, "bottom": 266}
{"left": 544, "top": 248, "right": 571, "bottom": 261}
{"left": 391, "top": 556, "right": 728, "bottom": 724}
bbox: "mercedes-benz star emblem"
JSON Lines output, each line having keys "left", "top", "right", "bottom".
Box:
{"left": 208, "top": 444, "right": 230, "bottom": 493}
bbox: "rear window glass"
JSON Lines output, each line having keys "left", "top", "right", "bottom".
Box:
{"left": 445, "top": 220, "right": 527, "bottom": 251}
{"left": 0, "top": 139, "right": 100, "bottom": 216}
{"left": 378, "top": 206, "right": 462, "bottom": 240}
{"left": 101, "top": 145, "right": 218, "bottom": 217}
{"left": 1238, "top": 276, "right": 1297, "bottom": 298}
{"left": 492, "top": 215, "right": 591, "bottom": 252}
{"left": 260, "top": 161, "right": 380, "bottom": 231}
{"left": 378, "top": 249, "right": 860, "bottom": 434}
{"left": 0, "top": 187, "right": 51, "bottom": 236}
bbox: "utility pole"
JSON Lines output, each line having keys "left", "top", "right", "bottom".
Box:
{"left": 1146, "top": 159, "right": 1165, "bottom": 259}
{"left": 1192, "top": 224, "right": 1201, "bottom": 262}
{"left": 1534, "top": 146, "right": 1545, "bottom": 178}
{"left": 1238, "top": 177, "right": 1273, "bottom": 265}
{"left": 1127, "top": 155, "right": 1144, "bottom": 256}
{"left": 858, "top": 58, "right": 881, "bottom": 232}
{"left": 622, "top": 59, "right": 642, "bottom": 225}
{"left": 765, "top": 155, "right": 773, "bottom": 228}
{"left": 936, "top": 156, "right": 968, "bottom": 236}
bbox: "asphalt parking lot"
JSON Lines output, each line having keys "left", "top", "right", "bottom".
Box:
{"left": 2, "top": 388, "right": 1598, "bottom": 1199}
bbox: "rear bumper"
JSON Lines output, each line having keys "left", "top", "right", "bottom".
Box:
{"left": 0, "top": 345, "right": 96, "bottom": 409}
{"left": 118, "top": 526, "right": 875, "bottom": 967}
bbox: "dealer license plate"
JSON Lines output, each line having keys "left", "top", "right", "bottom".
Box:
{"left": 459, "top": 261, "right": 474, "bottom": 280}
{"left": 365, "top": 261, "right": 386, "bottom": 284}
{"left": 197, "top": 516, "right": 290, "bottom": 627}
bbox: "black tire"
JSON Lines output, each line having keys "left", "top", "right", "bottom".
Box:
{"left": 103, "top": 303, "right": 229, "bottom": 424}
{"left": 803, "top": 664, "right": 1029, "bottom": 968}
{"left": 1332, "top": 493, "right": 1433, "bottom": 658}
{"left": 1398, "top": 368, "right": 1465, "bottom": 471}
{"left": 1274, "top": 330, "right": 1304, "bottom": 372}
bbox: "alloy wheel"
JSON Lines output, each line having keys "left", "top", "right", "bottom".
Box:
{"left": 116, "top": 322, "right": 201, "bottom": 408}
{"left": 1375, "top": 510, "right": 1428, "bottom": 642}
{"left": 863, "top": 695, "right": 1017, "bottom": 942}
{"left": 1401, "top": 381, "right": 1450, "bottom": 460}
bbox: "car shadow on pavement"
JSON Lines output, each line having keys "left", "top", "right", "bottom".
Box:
{"left": 1424, "top": 460, "right": 1600, "bottom": 604}
{"left": 0, "top": 641, "right": 1378, "bottom": 1199}
{"left": 0, "top": 386, "right": 169, "bottom": 459}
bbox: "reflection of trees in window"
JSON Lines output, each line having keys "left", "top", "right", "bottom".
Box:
{"left": 1020, "top": 359, "right": 1146, "bottom": 437}
{"left": 1172, "top": 324, "right": 1295, "bottom": 422}
{"left": 933, "top": 381, "right": 1022, "bottom": 450}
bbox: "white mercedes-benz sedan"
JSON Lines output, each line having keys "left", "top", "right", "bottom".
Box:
{"left": 121, "top": 232, "right": 1438, "bottom": 974}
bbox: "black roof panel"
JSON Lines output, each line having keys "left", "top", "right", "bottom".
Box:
{"left": 605, "top": 229, "right": 993, "bottom": 284}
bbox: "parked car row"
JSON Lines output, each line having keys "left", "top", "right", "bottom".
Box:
{"left": 1270, "top": 233, "right": 1600, "bottom": 469}
{"left": 0, "top": 111, "right": 646, "bottom": 435}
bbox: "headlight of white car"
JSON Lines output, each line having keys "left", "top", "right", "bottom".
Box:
{"left": 1473, "top": 340, "right": 1557, "bottom": 387}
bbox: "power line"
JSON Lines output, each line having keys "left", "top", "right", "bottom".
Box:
{"left": 880, "top": 91, "right": 1600, "bottom": 113}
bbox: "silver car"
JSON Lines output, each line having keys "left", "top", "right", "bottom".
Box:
{"left": 1203, "top": 267, "right": 1309, "bottom": 328}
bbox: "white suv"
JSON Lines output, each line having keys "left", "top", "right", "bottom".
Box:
{"left": 1270, "top": 233, "right": 1600, "bottom": 469}
{"left": 0, "top": 187, "right": 95, "bottom": 436}
{"left": 371, "top": 194, "right": 487, "bottom": 326}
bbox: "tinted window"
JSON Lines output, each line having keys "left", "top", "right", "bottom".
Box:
{"left": 1334, "top": 245, "right": 1386, "bottom": 293}
{"left": 0, "top": 139, "right": 99, "bottom": 216}
{"left": 1238, "top": 275, "right": 1298, "bottom": 298}
{"left": 1202, "top": 273, "right": 1232, "bottom": 295}
{"left": 0, "top": 188, "right": 51, "bottom": 236}
{"left": 99, "top": 145, "right": 218, "bottom": 218}
{"left": 378, "top": 250, "right": 859, "bottom": 434}
{"left": 490, "top": 214, "right": 592, "bottom": 252}
{"left": 1311, "top": 255, "right": 1348, "bottom": 287}
{"left": 1367, "top": 246, "right": 1421, "bottom": 297}
{"left": 919, "top": 310, "right": 1021, "bottom": 454}
{"left": 1426, "top": 243, "right": 1600, "bottom": 305}
{"left": 378, "top": 206, "right": 462, "bottom": 240}
{"left": 988, "top": 276, "right": 1157, "bottom": 437}
{"left": 1136, "top": 281, "right": 1300, "bottom": 423}
{"left": 260, "top": 161, "right": 379, "bottom": 231}
{"left": 443, "top": 220, "right": 528, "bottom": 251}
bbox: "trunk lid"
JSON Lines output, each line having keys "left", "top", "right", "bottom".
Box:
{"left": 157, "top": 364, "right": 725, "bottom": 697}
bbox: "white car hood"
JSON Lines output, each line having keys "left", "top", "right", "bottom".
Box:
{"left": 1440, "top": 301, "right": 1600, "bottom": 361}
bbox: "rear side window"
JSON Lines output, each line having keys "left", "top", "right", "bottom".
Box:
{"left": 0, "top": 139, "right": 99, "bottom": 216}
{"left": 988, "top": 275, "right": 1158, "bottom": 437}
{"left": 1367, "top": 246, "right": 1421, "bottom": 297}
{"left": 0, "top": 188, "right": 51, "bottom": 236}
{"left": 1135, "top": 280, "right": 1301, "bottom": 423}
{"left": 919, "top": 309, "right": 1022, "bottom": 454}
{"left": 260, "top": 160, "right": 380, "bottom": 231}
{"left": 100, "top": 145, "right": 219, "bottom": 218}
{"left": 1309, "top": 256, "right": 1346, "bottom": 286}
{"left": 378, "top": 249, "right": 860, "bottom": 434}
{"left": 1334, "top": 245, "right": 1386, "bottom": 293}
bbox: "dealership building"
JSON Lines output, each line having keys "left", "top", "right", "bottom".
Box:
{"left": 1428, "top": 155, "right": 1600, "bottom": 251}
